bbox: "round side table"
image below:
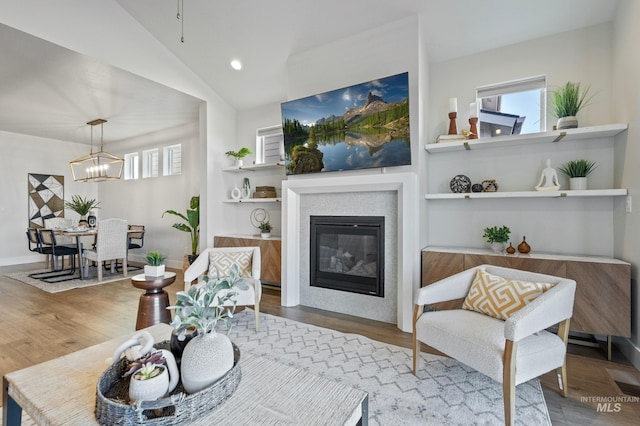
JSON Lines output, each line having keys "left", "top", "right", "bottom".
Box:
{"left": 131, "top": 272, "right": 176, "bottom": 330}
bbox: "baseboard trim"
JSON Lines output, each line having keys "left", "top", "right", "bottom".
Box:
{"left": 0, "top": 256, "right": 43, "bottom": 267}
{"left": 613, "top": 336, "right": 640, "bottom": 371}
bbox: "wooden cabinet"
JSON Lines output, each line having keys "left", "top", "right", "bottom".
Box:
{"left": 214, "top": 235, "right": 281, "bottom": 286}
{"left": 422, "top": 247, "right": 631, "bottom": 337}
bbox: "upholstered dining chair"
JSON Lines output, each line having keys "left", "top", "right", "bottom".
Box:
{"left": 82, "top": 218, "right": 128, "bottom": 281}
{"left": 184, "top": 246, "right": 262, "bottom": 331}
{"left": 413, "top": 265, "right": 576, "bottom": 426}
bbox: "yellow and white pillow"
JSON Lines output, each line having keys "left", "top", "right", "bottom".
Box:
{"left": 462, "top": 269, "right": 555, "bottom": 320}
{"left": 209, "top": 250, "right": 253, "bottom": 278}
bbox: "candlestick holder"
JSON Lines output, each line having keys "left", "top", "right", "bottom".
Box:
{"left": 448, "top": 112, "right": 458, "bottom": 135}
{"left": 468, "top": 117, "right": 478, "bottom": 139}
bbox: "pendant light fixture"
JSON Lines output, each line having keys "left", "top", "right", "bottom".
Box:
{"left": 69, "top": 119, "right": 124, "bottom": 182}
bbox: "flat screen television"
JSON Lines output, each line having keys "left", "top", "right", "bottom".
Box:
{"left": 281, "top": 72, "right": 410, "bottom": 175}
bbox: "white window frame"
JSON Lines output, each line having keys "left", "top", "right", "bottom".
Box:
{"left": 476, "top": 75, "right": 547, "bottom": 134}
{"left": 142, "top": 148, "right": 159, "bottom": 178}
{"left": 123, "top": 152, "right": 139, "bottom": 180}
{"left": 163, "top": 144, "right": 182, "bottom": 176}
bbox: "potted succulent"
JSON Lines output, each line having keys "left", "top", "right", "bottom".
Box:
{"left": 144, "top": 251, "right": 167, "bottom": 277}
{"left": 64, "top": 195, "right": 100, "bottom": 226}
{"left": 123, "top": 350, "right": 179, "bottom": 402}
{"left": 168, "top": 263, "right": 249, "bottom": 393}
{"left": 258, "top": 221, "right": 273, "bottom": 238}
{"left": 162, "top": 195, "right": 200, "bottom": 265}
{"left": 558, "top": 159, "right": 597, "bottom": 190}
{"left": 551, "top": 81, "right": 593, "bottom": 130}
{"left": 225, "top": 147, "right": 253, "bottom": 167}
{"left": 483, "top": 225, "right": 511, "bottom": 253}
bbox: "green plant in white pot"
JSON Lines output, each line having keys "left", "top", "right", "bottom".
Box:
{"left": 483, "top": 225, "right": 511, "bottom": 253}
{"left": 225, "top": 147, "right": 253, "bottom": 167}
{"left": 551, "top": 81, "right": 593, "bottom": 130}
{"left": 64, "top": 195, "right": 100, "bottom": 226}
{"left": 558, "top": 159, "right": 597, "bottom": 190}
{"left": 144, "top": 251, "right": 167, "bottom": 277}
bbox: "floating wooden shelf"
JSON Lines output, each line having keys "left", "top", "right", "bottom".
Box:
{"left": 424, "top": 123, "right": 628, "bottom": 153}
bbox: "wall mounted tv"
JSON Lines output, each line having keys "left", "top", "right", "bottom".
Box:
{"left": 281, "top": 72, "right": 410, "bottom": 175}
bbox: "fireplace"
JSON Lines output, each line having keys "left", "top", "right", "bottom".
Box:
{"left": 310, "top": 215, "right": 384, "bottom": 297}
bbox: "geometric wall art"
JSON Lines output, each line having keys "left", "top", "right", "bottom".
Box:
{"left": 28, "top": 173, "right": 64, "bottom": 228}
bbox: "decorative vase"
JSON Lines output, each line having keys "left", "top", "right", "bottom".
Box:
{"left": 557, "top": 116, "right": 578, "bottom": 130}
{"left": 144, "top": 264, "right": 165, "bottom": 277}
{"left": 518, "top": 237, "right": 531, "bottom": 254}
{"left": 170, "top": 327, "right": 198, "bottom": 361}
{"left": 180, "top": 331, "right": 234, "bottom": 394}
{"left": 261, "top": 231, "right": 271, "bottom": 239}
{"left": 490, "top": 242, "right": 506, "bottom": 253}
{"left": 230, "top": 185, "right": 241, "bottom": 200}
{"left": 87, "top": 211, "right": 97, "bottom": 228}
{"left": 569, "top": 177, "right": 587, "bottom": 190}
{"left": 242, "top": 178, "right": 251, "bottom": 199}
{"left": 506, "top": 242, "right": 516, "bottom": 254}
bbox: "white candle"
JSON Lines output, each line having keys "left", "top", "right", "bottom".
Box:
{"left": 448, "top": 97, "right": 457, "bottom": 113}
{"left": 469, "top": 102, "right": 478, "bottom": 118}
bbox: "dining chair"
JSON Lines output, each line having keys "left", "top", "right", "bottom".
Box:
{"left": 35, "top": 229, "right": 79, "bottom": 282}
{"left": 82, "top": 218, "right": 128, "bottom": 281}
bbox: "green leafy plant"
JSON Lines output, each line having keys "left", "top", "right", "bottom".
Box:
{"left": 123, "top": 350, "right": 165, "bottom": 380}
{"left": 225, "top": 147, "right": 253, "bottom": 159}
{"left": 558, "top": 159, "right": 598, "bottom": 178}
{"left": 551, "top": 81, "right": 593, "bottom": 118}
{"left": 162, "top": 195, "right": 199, "bottom": 256}
{"left": 483, "top": 225, "right": 511, "bottom": 244}
{"left": 64, "top": 195, "right": 100, "bottom": 216}
{"left": 168, "top": 264, "right": 250, "bottom": 338}
{"left": 258, "top": 221, "right": 272, "bottom": 232}
{"left": 145, "top": 251, "right": 166, "bottom": 266}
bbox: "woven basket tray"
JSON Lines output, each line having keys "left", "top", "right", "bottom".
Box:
{"left": 95, "top": 341, "right": 241, "bottom": 425}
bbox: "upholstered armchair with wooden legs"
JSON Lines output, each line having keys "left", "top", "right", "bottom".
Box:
{"left": 184, "top": 246, "right": 262, "bottom": 331}
{"left": 413, "top": 265, "right": 576, "bottom": 426}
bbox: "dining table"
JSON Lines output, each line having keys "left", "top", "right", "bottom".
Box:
{"left": 54, "top": 228, "right": 137, "bottom": 280}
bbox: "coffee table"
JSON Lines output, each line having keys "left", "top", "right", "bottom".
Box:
{"left": 3, "top": 323, "right": 368, "bottom": 425}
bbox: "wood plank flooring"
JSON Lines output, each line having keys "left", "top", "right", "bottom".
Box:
{"left": 1, "top": 263, "right": 639, "bottom": 425}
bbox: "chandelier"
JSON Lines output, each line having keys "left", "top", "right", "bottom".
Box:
{"left": 69, "top": 119, "right": 124, "bottom": 182}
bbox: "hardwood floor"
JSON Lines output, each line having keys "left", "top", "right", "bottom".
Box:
{"left": 1, "top": 263, "right": 639, "bottom": 425}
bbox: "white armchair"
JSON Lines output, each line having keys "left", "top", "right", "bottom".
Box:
{"left": 413, "top": 265, "right": 576, "bottom": 426}
{"left": 184, "top": 247, "right": 262, "bottom": 331}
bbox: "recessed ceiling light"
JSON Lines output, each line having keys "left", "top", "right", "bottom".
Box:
{"left": 230, "top": 59, "right": 242, "bottom": 70}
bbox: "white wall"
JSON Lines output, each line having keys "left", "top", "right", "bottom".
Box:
{"left": 426, "top": 23, "right": 619, "bottom": 256}
{"left": 0, "top": 131, "right": 98, "bottom": 265}
{"left": 2, "top": 0, "right": 237, "bottom": 266}
{"left": 612, "top": 0, "right": 640, "bottom": 368}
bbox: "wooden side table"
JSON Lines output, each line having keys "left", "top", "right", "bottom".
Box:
{"left": 131, "top": 272, "right": 176, "bottom": 330}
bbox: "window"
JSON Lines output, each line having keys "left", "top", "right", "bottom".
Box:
{"left": 256, "top": 125, "right": 284, "bottom": 164}
{"left": 124, "top": 153, "right": 139, "bottom": 180}
{"left": 163, "top": 144, "right": 182, "bottom": 176}
{"left": 476, "top": 75, "right": 546, "bottom": 137}
{"left": 142, "top": 148, "right": 159, "bottom": 178}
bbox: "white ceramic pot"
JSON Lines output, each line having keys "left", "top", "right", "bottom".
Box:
{"left": 557, "top": 116, "right": 578, "bottom": 129}
{"left": 234, "top": 159, "right": 243, "bottom": 167}
{"left": 180, "top": 332, "right": 234, "bottom": 394}
{"left": 128, "top": 349, "right": 179, "bottom": 402}
{"left": 569, "top": 177, "right": 587, "bottom": 190}
{"left": 261, "top": 232, "right": 271, "bottom": 239}
{"left": 144, "top": 264, "right": 165, "bottom": 277}
{"left": 490, "top": 242, "right": 506, "bottom": 254}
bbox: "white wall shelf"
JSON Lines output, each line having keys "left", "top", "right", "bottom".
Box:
{"left": 425, "top": 123, "right": 628, "bottom": 153}
{"left": 425, "top": 189, "right": 627, "bottom": 200}
{"left": 224, "top": 198, "right": 282, "bottom": 204}
{"left": 222, "top": 162, "right": 285, "bottom": 172}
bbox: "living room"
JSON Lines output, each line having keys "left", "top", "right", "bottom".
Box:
{"left": 2, "top": 1, "right": 640, "bottom": 424}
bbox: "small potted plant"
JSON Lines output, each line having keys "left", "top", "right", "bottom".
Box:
{"left": 558, "top": 159, "right": 597, "bottom": 190}
{"left": 551, "top": 81, "right": 593, "bottom": 129}
{"left": 64, "top": 195, "right": 100, "bottom": 227}
{"left": 144, "top": 251, "right": 167, "bottom": 277}
{"left": 123, "top": 350, "right": 178, "bottom": 402}
{"left": 483, "top": 225, "right": 511, "bottom": 253}
{"left": 258, "top": 221, "right": 273, "bottom": 238}
{"left": 168, "top": 264, "right": 249, "bottom": 393}
{"left": 225, "top": 147, "right": 253, "bottom": 167}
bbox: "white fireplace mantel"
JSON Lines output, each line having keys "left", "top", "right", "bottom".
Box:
{"left": 281, "top": 172, "right": 418, "bottom": 332}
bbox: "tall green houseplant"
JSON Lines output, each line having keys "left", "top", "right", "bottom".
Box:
{"left": 163, "top": 195, "right": 200, "bottom": 261}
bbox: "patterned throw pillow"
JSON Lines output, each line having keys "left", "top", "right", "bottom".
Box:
{"left": 209, "top": 250, "right": 253, "bottom": 278}
{"left": 462, "top": 269, "right": 555, "bottom": 320}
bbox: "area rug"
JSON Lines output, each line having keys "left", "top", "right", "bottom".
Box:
{"left": 226, "top": 309, "right": 551, "bottom": 426}
{"left": 5, "top": 268, "right": 128, "bottom": 293}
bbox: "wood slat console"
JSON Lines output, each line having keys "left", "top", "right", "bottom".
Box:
{"left": 421, "top": 247, "right": 631, "bottom": 338}
{"left": 214, "top": 234, "right": 281, "bottom": 286}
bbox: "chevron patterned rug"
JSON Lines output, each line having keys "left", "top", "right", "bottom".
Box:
{"left": 227, "top": 309, "right": 551, "bottom": 425}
